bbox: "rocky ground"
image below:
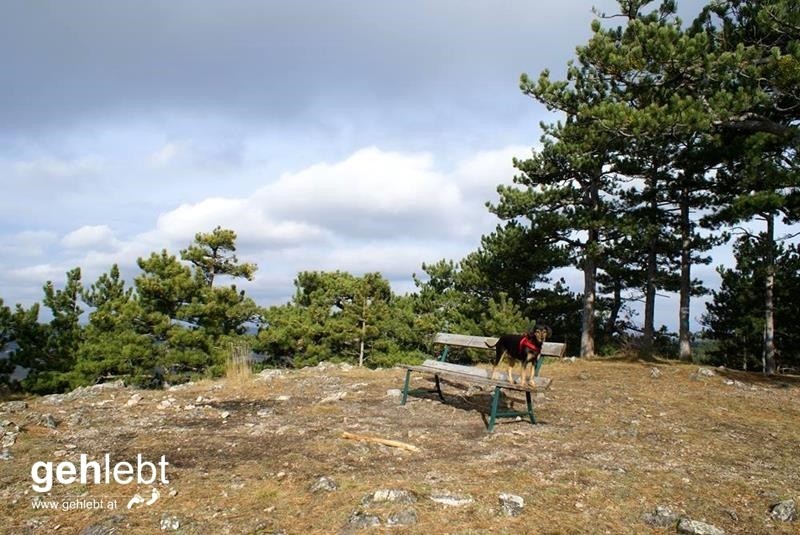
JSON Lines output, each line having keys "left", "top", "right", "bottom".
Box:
{"left": 1, "top": 358, "right": 798, "bottom": 534}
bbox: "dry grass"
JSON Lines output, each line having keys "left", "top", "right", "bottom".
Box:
{"left": 224, "top": 342, "right": 254, "bottom": 385}
{"left": 1, "top": 359, "right": 798, "bottom": 534}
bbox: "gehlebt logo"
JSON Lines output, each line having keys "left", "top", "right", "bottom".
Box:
{"left": 30, "top": 453, "right": 170, "bottom": 511}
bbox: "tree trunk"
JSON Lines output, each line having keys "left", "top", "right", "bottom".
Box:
{"left": 605, "top": 278, "right": 622, "bottom": 344}
{"left": 642, "top": 239, "right": 657, "bottom": 357}
{"left": 358, "top": 298, "right": 367, "bottom": 367}
{"left": 642, "top": 174, "right": 658, "bottom": 358}
{"left": 581, "top": 251, "right": 597, "bottom": 358}
{"left": 580, "top": 179, "right": 600, "bottom": 359}
{"left": 679, "top": 185, "right": 692, "bottom": 362}
{"left": 763, "top": 213, "right": 777, "bottom": 374}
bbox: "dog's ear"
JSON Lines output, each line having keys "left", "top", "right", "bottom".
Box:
{"left": 526, "top": 322, "right": 537, "bottom": 337}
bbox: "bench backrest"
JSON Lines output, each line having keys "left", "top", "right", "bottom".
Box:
{"left": 432, "top": 332, "right": 566, "bottom": 358}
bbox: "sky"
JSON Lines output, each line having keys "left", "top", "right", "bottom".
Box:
{"left": 1, "top": 0, "right": 738, "bottom": 333}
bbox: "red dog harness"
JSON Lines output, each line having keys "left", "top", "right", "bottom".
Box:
{"left": 519, "top": 336, "right": 541, "bottom": 355}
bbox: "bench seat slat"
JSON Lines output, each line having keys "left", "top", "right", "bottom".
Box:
{"left": 403, "top": 360, "right": 552, "bottom": 391}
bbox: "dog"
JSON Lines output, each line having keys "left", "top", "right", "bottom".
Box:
{"left": 485, "top": 324, "right": 552, "bottom": 387}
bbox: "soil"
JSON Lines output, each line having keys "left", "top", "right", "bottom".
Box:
{"left": 1, "top": 358, "right": 798, "bottom": 534}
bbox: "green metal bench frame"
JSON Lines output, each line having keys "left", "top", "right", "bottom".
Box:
{"left": 399, "top": 333, "right": 565, "bottom": 432}
{"left": 400, "top": 360, "right": 550, "bottom": 432}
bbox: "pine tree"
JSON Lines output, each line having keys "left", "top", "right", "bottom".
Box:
{"left": 74, "top": 265, "right": 155, "bottom": 386}
{"left": 181, "top": 226, "right": 256, "bottom": 288}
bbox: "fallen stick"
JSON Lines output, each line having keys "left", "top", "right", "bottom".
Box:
{"left": 340, "top": 431, "right": 420, "bottom": 452}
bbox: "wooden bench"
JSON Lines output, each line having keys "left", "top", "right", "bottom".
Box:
{"left": 399, "top": 333, "right": 567, "bottom": 432}
{"left": 431, "top": 332, "right": 567, "bottom": 375}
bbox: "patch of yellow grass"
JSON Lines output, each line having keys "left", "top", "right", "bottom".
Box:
{"left": 225, "top": 341, "right": 253, "bottom": 384}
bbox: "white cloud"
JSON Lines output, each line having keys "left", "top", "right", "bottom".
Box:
{"left": 136, "top": 145, "right": 522, "bottom": 254}
{"left": 0, "top": 230, "right": 58, "bottom": 257}
{"left": 149, "top": 142, "right": 183, "bottom": 166}
{"left": 61, "top": 225, "right": 119, "bottom": 250}
{"left": 256, "top": 147, "right": 463, "bottom": 237}
{"left": 8, "top": 263, "right": 65, "bottom": 284}
{"left": 147, "top": 197, "right": 332, "bottom": 250}
{"left": 11, "top": 156, "right": 105, "bottom": 179}
{"left": 0, "top": 145, "right": 548, "bottom": 312}
{"left": 451, "top": 145, "right": 529, "bottom": 193}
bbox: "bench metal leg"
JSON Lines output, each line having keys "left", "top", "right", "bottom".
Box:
{"left": 525, "top": 391, "right": 536, "bottom": 424}
{"left": 488, "top": 386, "right": 502, "bottom": 432}
{"left": 434, "top": 374, "right": 445, "bottom": 402}
{"left": 401, "top": 369, "right": 412, "bottom": 405}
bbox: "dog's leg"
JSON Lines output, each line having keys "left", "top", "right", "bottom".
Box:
{"left": 490, "top": 354, "right": 499, "bottom": 381}
{"left": 491, "top": 348, "right": 505, "bottom": 381}
{"left": 519, "top": 360, "right": 528, "bottom": 387}
{"left": 525, "top": 361, "right": 536, "bottom": 389}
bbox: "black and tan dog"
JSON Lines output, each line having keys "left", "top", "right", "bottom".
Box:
{"left": 485, "top": 324, "right": 552, "bottom": 387}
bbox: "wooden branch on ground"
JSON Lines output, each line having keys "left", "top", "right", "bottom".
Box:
{"left": 340, "top": 431, "right": 420, "bottom": 452}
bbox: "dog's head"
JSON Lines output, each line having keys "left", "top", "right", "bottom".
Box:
{"left": 527, "top": 323, "right": 552, "bottom": 344}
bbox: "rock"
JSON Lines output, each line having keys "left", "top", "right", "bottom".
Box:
{"left": 220, "top": 411, "right": 231, "bottom": 419}
{"left": 770, "top": 499, "right": 797, "bottom": 522}
{"left": 79, "top": 514, "right": 126, "bottom": 535}
{"left": 465, "top": 384, "right": 485, "bottom": 396}
{"left": 499, "top": 493, "right": 525, "bottom": 517}
{"left": 642, "top": 505, "right": 680, "bottom": 528}
{"left": 386, "top": 508, "right": 418, "bottom": 526}
{"left": 276, "top": 395, "right": 291, "bottom": 402}
{"left": 160, "top": 514, "right": 181, "bottom": 531}
{"left": 126, "top": 393, "right": 143, "bottom": 406}
{"left": 319, "top": 391, "right": 347, "bottom": 403}
{"left": 167, "top": 382, "right": 194, "bottom": 391}
{"left": 0, "top": 449, "right": 11, "bottom": 460}
{"left": 677, "top": 518, "right": 725, "bottom": 535}
{"left": 578, "top": 371, "right": 591, "bottom": 381}
{"left": 342, "top": 511, "right": 381, "bottom": 532}
{"left": 41, "top": 414, "right": 57, "bottom": 429}
{"left": 157, "top": 400, "right": 172, "bottom": 409}
{"left": 80, "top": 524, "right": 118, "bottom": 535}
{"left": 723, "top": 379, "right": 748, "bottom": 389}
{"left": 697, "top": 368, "right": 716, "bottom": 377}
{"left": 386, "top": 389, "right": 402, "bottom": 398}
{"left": 258, "top": 369, "right": 284, "bottom": 381}
{"left": 429, "top": 492, "right": 474, "bottom": 507}
{"left": 91, "top": 380, "right": 126, "bottom": 390}
{"left": 2, "top": 428, "right": 19, "bottom": 449}
{"left": 650, "top": 367, "right": 662, "bottom": 379}
{"left": 309, "top": 476, "right": 338, "bottom": 493}
{"left": 257, "top": 408, "right": 273, "bottom": 417}
{"left": 0, "top": 401, "right": 27, "bottom": 412}
{"left": 361, "top": 489, "right": 416, "bottom": 506}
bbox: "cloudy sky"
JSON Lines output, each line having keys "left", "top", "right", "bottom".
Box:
{"left": 2, "top": 0, "right": 721, "bottom": 330}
